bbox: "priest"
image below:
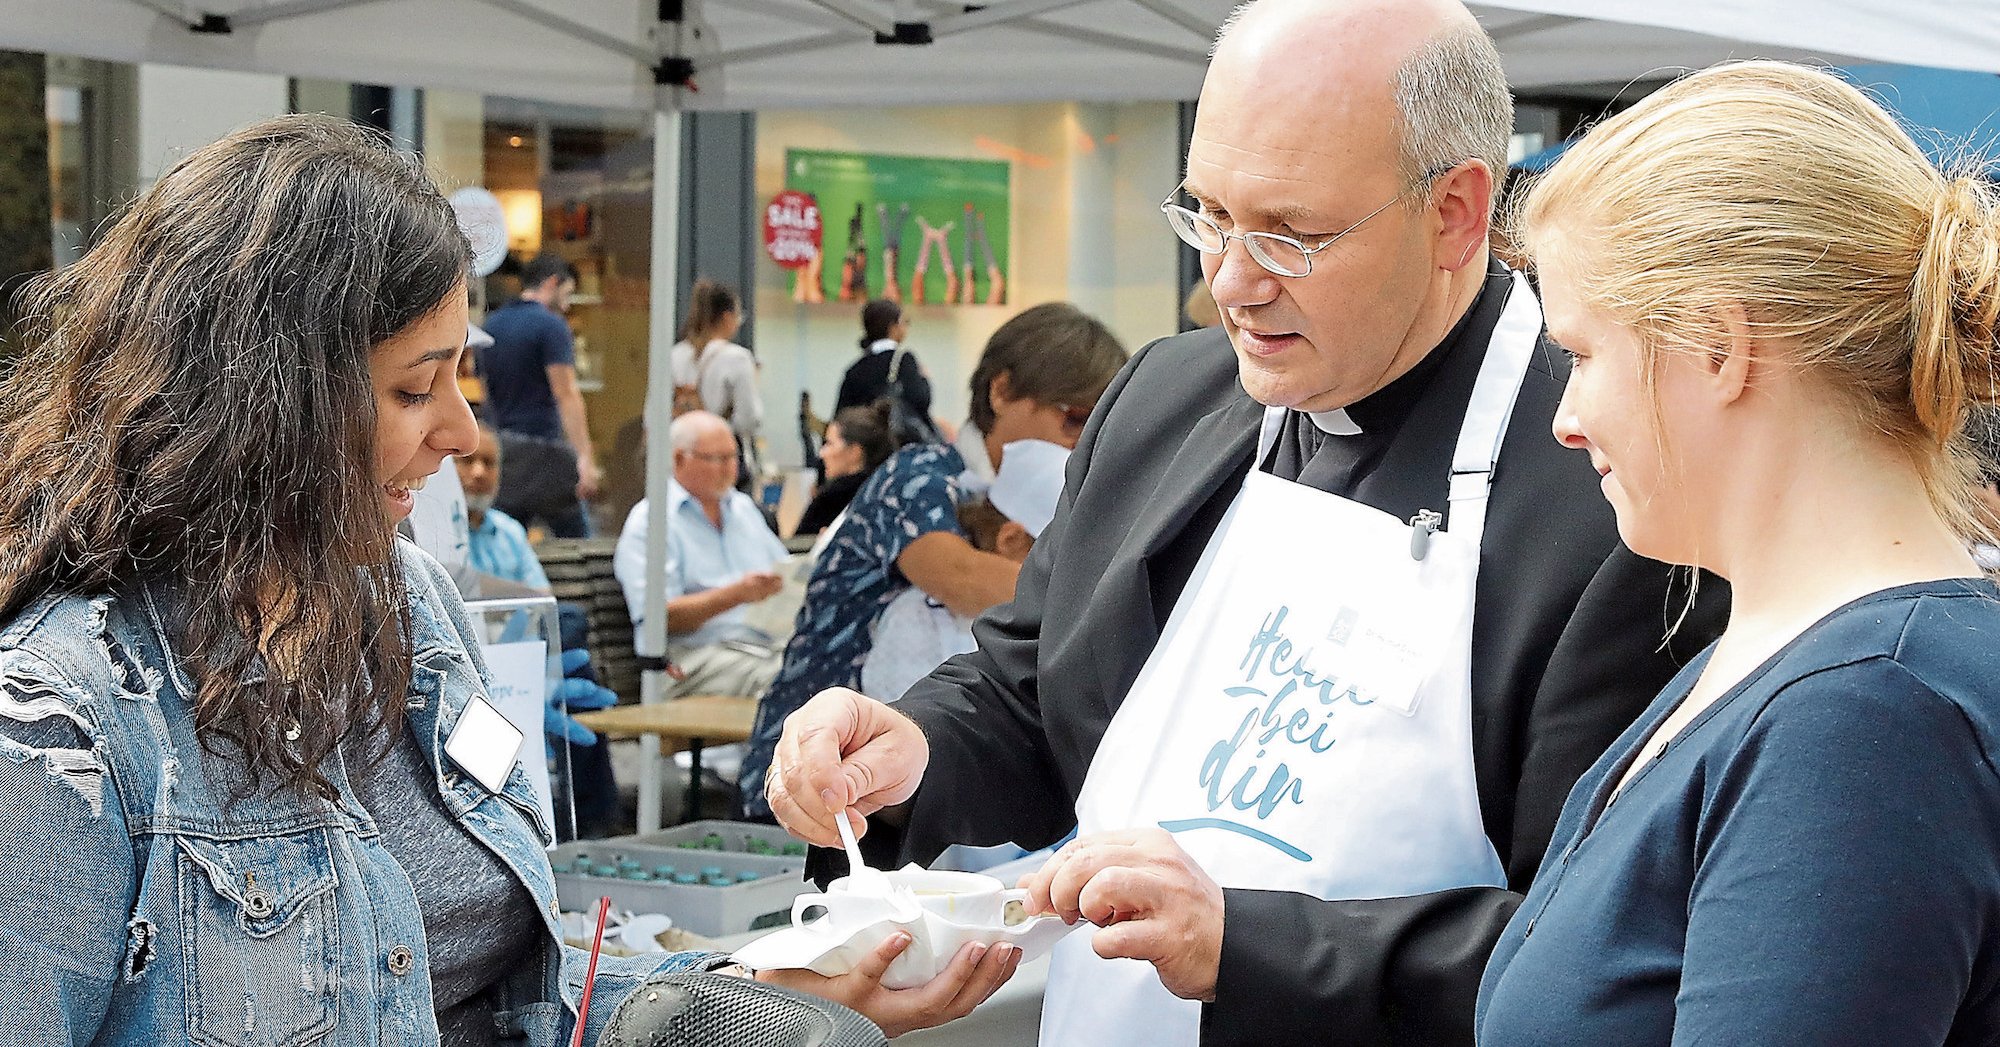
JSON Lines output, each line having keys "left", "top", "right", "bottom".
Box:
{"left": 763, "top": 1, "right": 1725, "bottom": 1044}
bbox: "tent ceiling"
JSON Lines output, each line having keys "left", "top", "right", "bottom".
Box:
{"left": 3, "top": 0, "right": 1996, "bottom": 112}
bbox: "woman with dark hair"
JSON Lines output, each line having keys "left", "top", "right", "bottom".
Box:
{"left": 0, "top": 115, "right": 1010, "bottom": 1045}
{"left": 795, "top": 400, "right": 899, "bottom": 538}
{"left": 834, "top": 298, "right": 935, "bottom": 436}
{"left": 670, "top": 279, "right": 763, "bottom": 474}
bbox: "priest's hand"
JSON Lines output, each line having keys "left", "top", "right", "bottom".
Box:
{"left": 1019, "top": 828, "right": 1224, "bottom": 1003}
{"left": 767, "top": 686, "right": 929, "bottom": 847}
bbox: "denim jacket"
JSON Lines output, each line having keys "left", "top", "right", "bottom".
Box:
{"left": 0, "top": 540, "right": 723, "bottom": 1045}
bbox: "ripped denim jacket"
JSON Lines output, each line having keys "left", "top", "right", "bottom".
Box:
{"left": 0, "top": 541, "right": 723, "bottom": 1046}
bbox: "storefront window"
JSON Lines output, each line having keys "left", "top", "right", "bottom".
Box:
{"left": 478, "top": 98, "right": 654, "bottom": 526}
{"left": 46, "top": 83, "right": 88, "bottom": 266}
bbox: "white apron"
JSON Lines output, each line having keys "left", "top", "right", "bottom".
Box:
{"left": 1040, "top": 273, "right": 1543, "bottom": 1046}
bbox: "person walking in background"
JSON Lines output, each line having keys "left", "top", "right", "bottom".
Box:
{"left": 835, "top": 298, "right": 941, "bottom": 446}
{"left": 670, "top": 280, "right": 764, "bottom": 481}
{"left": 796, "top": 400, "right": 899, "bottom": 539}
{"left": 1476, "top": 61, "right": 2000, "bottom": 1045}
{"left": 481, "top": 252, "right": 600, "bottom": 537}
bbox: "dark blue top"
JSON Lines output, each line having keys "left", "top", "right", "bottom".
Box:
{"left": 1476, "top": 579, "right": 2000, "bottom": 1047}
{"left": 737, "top": 441, "right": 967, "bottom": 818}
{"left": 479, "top": 298, "right": 575, "bottom": 441}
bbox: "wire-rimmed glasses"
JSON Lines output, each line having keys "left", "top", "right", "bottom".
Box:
{"left": 1161, "top": 165, "right": 1457, "bottom": 278}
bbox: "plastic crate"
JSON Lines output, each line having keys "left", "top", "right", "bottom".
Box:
{"left": 552, "top": 835, "right": 811, "bottom": 937}
{"left": 630, "top": 819, "right": 812, "bottom": 859}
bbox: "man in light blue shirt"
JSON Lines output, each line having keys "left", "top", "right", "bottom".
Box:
{"left": 461, "top": 425, "right": 552, "bottom": 590}
{"left": 614, "top": 411, "right": 789, "bottom": 702}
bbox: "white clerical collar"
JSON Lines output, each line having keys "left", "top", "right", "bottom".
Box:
{"left": 868, "top": 338, "right": 899, "bottom": 355}
{"left": 1307, "top": 408, "right": 1363, "bottom": 436}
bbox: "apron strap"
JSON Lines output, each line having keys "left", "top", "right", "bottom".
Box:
{"left": 1448, "top": 271, "right": 1544, "bottom": 503}
{"left": 1252, "top": 270, "right": 1545, "bottom": 503}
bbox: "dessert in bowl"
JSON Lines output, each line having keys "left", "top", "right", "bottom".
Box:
{"left": 733, "top": 865, "right": 1074, "bottom": 988}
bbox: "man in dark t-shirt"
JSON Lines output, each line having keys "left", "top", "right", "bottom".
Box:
{"left": 480, "top": 253, "right": 599, "bottom": 538}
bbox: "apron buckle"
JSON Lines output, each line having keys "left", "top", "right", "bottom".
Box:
{"left": 1409, "top": 509, "right": 1443, "bottom": 561}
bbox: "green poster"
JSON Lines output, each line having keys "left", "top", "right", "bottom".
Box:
{"left": 784, "top": 148, "right": 1010, "bottom": 307}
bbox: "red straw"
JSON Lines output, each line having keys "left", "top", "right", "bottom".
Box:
{"left": 571, "top": 896, "right": 613, "bottom": 1047}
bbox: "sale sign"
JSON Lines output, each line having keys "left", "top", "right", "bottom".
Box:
{"left": 763, "top": 189, "right": 823, "bottom": 270}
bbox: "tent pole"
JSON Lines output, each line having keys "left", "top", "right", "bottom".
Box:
{"left": 637, "top": 104, "right": 683, "bottom": 835}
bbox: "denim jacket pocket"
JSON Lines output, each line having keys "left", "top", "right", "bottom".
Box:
{"left": 175, "top": 828, "right": 340, "bottom": 1047}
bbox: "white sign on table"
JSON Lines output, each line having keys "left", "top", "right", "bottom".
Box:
{"left": 479, "top": 638, "right": 556, "bottom": 834}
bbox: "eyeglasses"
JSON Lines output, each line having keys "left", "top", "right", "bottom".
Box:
{"left": 1160, "top": 164, "right": 1458, "bottom": 279}
{"left": 683, "top": 450, "right": 735, "bottom": 465}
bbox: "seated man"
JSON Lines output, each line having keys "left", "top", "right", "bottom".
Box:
{"left": 461, "top": 421, "right": 552, "bottom": 590}
{"left": 459, "top": 419, "right": 620, "bottom": 837}
{"left": 614, "top": 411, "right": 790, "bottom": 701}
{"left": 861, "top": 439, "right": 1069, "bottom": 703}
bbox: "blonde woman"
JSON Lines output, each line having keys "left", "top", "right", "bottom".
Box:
{"left": 1475, "top": 63, "right": 2000, "bottom": 1043}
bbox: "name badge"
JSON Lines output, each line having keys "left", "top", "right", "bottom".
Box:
{"left": 1322, "top": 592, "right": 1463, "bottom": 718}
{"left": 444, "top": 694, "right": 526, "bottom": 794}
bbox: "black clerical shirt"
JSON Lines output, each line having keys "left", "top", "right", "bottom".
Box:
{"left": 1265, "top": 260, "right": 1514, "bottom": 526}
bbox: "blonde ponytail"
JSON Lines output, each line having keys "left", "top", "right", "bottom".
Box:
{"left": 1913, "top": 176, "right": 2000, "bottom": 450}
{"left": 1515, "top": 61, "right": 2000, "bottom": 542}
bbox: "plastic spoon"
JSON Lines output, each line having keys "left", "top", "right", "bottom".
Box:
{"left": 835, "top": 807, "right": 892, "bottom": 894}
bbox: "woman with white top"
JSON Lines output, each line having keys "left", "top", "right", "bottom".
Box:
{"left": 671, "top": 279, "right": 762, "bottom": 476}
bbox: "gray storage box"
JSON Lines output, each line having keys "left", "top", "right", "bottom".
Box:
{"left": 552, "top": 832, "right": 812, "bottom": 937}
{"left": 629, "top": 819, "right": 811, "bottom": 858}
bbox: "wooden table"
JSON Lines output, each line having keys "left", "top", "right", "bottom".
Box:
{"left": 575, "top": 696, "right": 758, "bottom": 824}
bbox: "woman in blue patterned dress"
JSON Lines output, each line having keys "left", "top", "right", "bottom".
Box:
{"left": 740, "top": 302, "right": 1128, "bottom": 818}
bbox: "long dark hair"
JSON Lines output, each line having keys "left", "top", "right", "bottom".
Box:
{"left": 0, "top": 115, "right": 471, "bottom": 796}
{"left": 678, "top": 279, "right": 739, "bottom": 346}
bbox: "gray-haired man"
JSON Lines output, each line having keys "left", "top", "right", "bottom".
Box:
{"left": 767, "top": 1, "right": 1725, "bottom": 1043}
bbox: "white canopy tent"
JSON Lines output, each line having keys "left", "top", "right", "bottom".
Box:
{"left": 6, "top": 1, "right": 2000, "bottom": 111}
{"left": 6, "top": 0, "right": 1998, "bottom": 830}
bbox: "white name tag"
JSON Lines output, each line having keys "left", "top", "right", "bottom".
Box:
{"left": 444, "top": 694, "right": 526, "bottom": 794}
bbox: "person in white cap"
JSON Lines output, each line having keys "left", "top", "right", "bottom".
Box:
{"left": 861, "top": 439, "right": 1070, "bottom": 703}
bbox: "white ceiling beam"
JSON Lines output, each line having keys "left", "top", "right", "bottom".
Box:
{"left": 1017, "top": 16, "right": 1208, "bottom": 65}
{"left": 724, "top": 0, "right": 854, "bottom": 33}
{"left": 122, "top": 0, "right": 193, "bottom": 21}
{"left": 931, "top": 0, "right": 1096, "bottom": 37}
{"left": 706, "top": 28, "right": 862, "bottom": 68}
{"left": 1129, "top": 0, "right": 1216, "bottom": 42}
{"left": 798, "top": 0, "right": 892, "bottom": 35}
{"left": 468, "top": 0, "right": 657, "bottom": 65}
{"left": 227, "top": 0, "right": 386, "bottom": 29}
